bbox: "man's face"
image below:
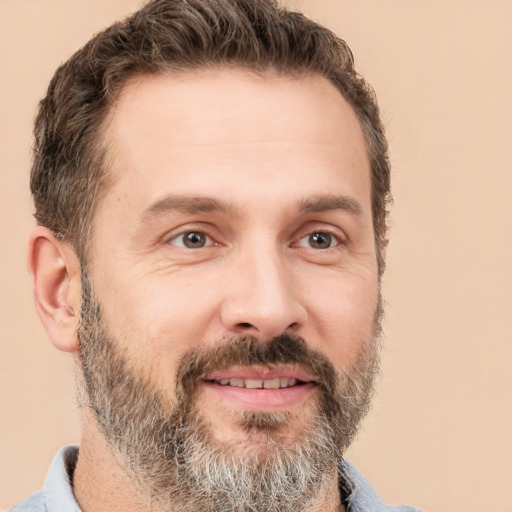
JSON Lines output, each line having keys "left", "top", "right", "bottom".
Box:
{"left": 80, "top": 69, "right": 380, "bottom": 509}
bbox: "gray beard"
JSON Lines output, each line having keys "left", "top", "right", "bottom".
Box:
{"left": 77, "top": 272, "right": 381, "bottom": 512}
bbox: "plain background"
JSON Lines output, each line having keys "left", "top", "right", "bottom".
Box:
{"left": 1, "top": 1, "right": 511, "bottom": 510}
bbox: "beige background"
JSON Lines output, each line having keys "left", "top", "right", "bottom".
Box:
{"left": 1, "top": 1, "right": 511, "bottom": 510}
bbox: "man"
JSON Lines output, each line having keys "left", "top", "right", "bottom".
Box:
{"left": 11, "top": 0, "right": 421, "bottom": 511}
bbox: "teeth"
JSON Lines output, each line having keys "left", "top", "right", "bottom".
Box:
{"left": 245, "top": 379, "right": 263, "bottom": 389}
{"left": 263, "top": 378, "right": 280, "bottom": 389}
{"left": 215, "top": 378, "right": 300, "bottom": 388}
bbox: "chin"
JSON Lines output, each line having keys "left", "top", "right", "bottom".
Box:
{"left": 206, "top": 405, "right": 318, "bottom": 456}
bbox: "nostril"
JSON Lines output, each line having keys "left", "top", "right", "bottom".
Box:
{"left": 237, "top": 322, "right": 254, "bottom": 329}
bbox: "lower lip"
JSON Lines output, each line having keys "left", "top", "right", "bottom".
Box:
{"left": 201, "top": 381, "right": 316, "bottom": 412}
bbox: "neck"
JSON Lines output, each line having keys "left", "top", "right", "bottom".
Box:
{"left": 73, "top": 411, "right": 149, "bottom": 512}
{"left": 73, "top": 410, "right": 345, "bottom": 512}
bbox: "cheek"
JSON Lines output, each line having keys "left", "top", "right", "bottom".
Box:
{"left": 302, "top": 271, "right": 379, "bottom": 366}
{"left": 93, "top": 274, "right": 222, "bottom": 384}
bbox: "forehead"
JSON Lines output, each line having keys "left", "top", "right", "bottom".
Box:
{"left": 97, "top": 68, "right": 370, "bottom": 223}
{"left": 106, "top": 69, "right": 367, "bottom": 159}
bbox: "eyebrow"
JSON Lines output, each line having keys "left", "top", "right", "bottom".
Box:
{"left": 142, "top": 195, "right": 233, "bottom": 220}
{"left": 298, "top": 195, "right": 364, "bottom": 217}
{"left": 141, "top": 193, "right": 364, "bottom": 221}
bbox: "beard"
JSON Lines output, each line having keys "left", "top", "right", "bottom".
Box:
{"left": 77, "top": 271, "right": 381, "bottom": 512}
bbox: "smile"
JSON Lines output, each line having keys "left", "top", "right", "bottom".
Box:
{"left": 210, "top": 377, "right": 302, "bottom": 389}
{"left": 202, "top": 366, "right": 316, "bottom": 411}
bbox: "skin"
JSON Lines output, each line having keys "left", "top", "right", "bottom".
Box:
{"left": 28, "top": 69, "right": 379, "bottom": 512}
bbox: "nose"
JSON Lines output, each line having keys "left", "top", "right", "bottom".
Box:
{"left": 220, "top": 245, "right": 307, "bottom": 340}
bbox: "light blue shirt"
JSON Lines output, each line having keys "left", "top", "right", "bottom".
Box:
{"left": 9, "top": 445, "right": 422, "bottom": 512}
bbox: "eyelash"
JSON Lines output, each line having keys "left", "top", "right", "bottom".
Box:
{"left": 167, "top": 230, "right": 215, "bottom": 249}
{"left": 167, "top": 228, "right": 344, "bottom": 251}
{"left": 295, "top": 230, "right": 343, "bottom": 250}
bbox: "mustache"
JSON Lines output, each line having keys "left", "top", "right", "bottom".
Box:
{"left": 176, "top": 333, "right": 342, "bottom": 403}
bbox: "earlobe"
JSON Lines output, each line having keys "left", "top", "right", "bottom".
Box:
{"left": 27, "top": 226, "right": 82, "bottom": 352}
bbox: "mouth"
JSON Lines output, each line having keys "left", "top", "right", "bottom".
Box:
{"left": 207, "top": 377, "right": 304, "bottom": 389}
{"left": 201, "top": 366, "right": 317, "bottom": 411}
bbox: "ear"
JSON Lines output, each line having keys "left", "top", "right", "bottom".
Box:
{"left": 27, "top": 226, "right": 82, "bottom": 352}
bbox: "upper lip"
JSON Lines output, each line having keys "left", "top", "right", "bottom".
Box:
{"left": 204, "top": 365, "right": 315, "bottom": 383}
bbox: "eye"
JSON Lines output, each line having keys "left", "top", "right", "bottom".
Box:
{"left": 297, "top": 231, "right": 340, "bottom": 250}
{"left": 168, "top": 231, "right": 213, "bottom": 249}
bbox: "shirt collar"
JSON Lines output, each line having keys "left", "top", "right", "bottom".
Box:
{"left": 44, "top": 445, "right": 80, "bottom": 512}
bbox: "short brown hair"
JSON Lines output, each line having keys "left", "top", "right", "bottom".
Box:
{"left": 31, "top": 0, "right": 391, "bottom": 271}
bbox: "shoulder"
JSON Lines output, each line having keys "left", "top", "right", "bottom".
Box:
{"left": 7, "top": 446, "right": 80, "bottom": 512}
{"left": 386, "top": 506, "right": 423, "bottom": 512}
{"left": 342, "top": 460, "right": 423, "bottom": 512}
{"left": 8, "top": 491, "right": 47, "bottom": 512}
